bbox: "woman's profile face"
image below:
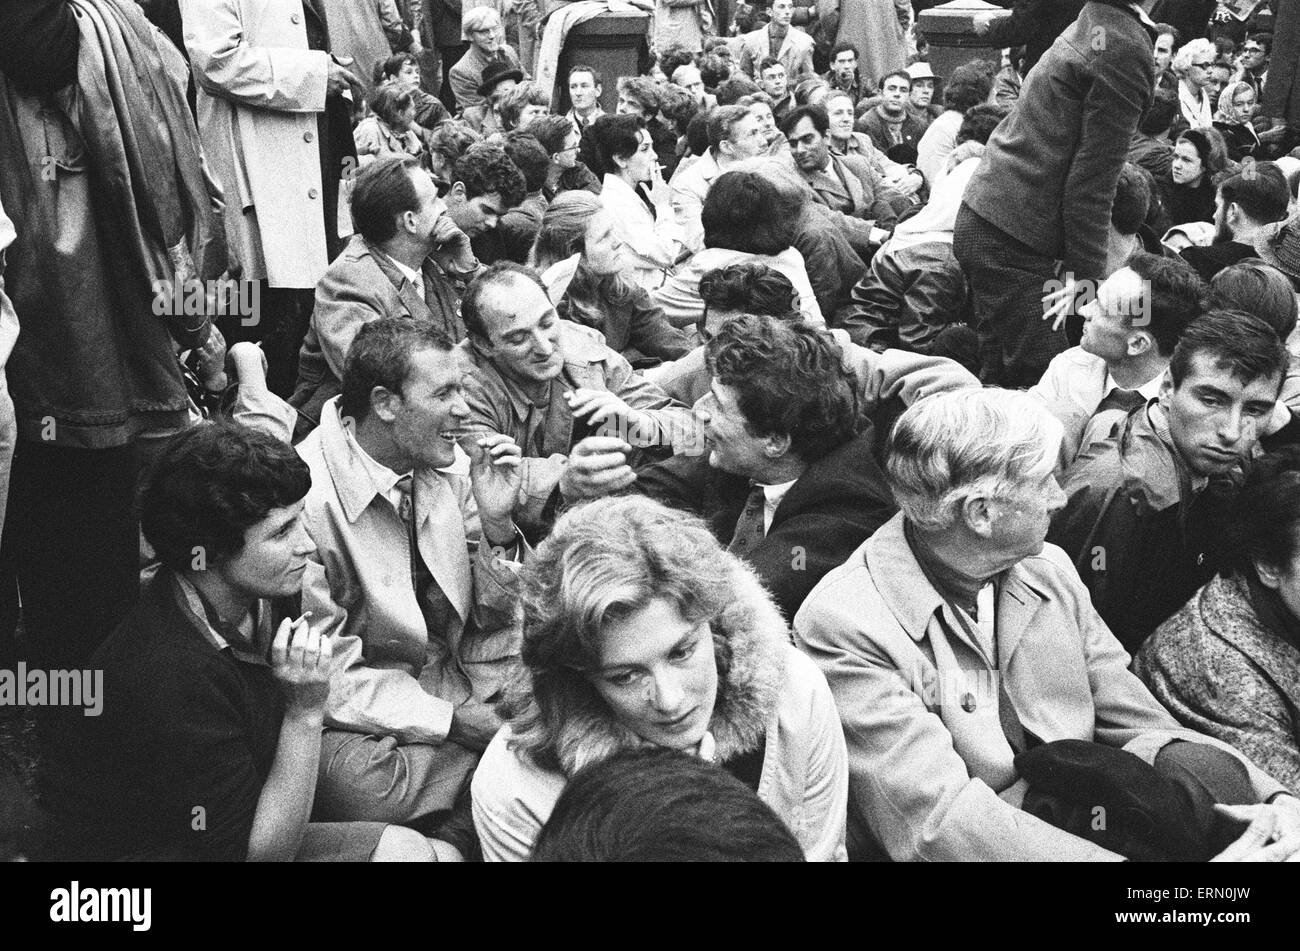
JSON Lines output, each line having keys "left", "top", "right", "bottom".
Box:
{"left": 590, "top": 597, "right": 719, "bottom": 752}
{"left": 582, "top": 210, "right": 626, "bottom": 276}
{"left": 1171, "top": 139, "right": 1205, "bottom": 186}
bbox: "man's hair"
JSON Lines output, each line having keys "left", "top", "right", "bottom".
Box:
{"left": 524, "top": 113, "right": 573, "bottom": 155}
{"left": 370, "top": 83, "right": 412, "bottom": 128}
{"left": 1138, "top": 88, "right": 1179, "bottom": 136}
{"left": 1211, "top": 259, "right": 1299, "bottom": 340}
{"left": 955, "top": 103, "right": 1007, "bottom": 146}
{"left": 460, "top": 261, "right": 550, "bottom": 344}
{"left": 830, "top": 40, "right": 858, "bottom": 61}
{"left": 339, "top": 317, "right": 456, "bottom": 424}
{"left": 531, "top": 190, "right": 600, "bottom": 268}
{"left": 780, "top": 103, "right": 829, "bottom": 137}
{"left": 141, "top": 420, "right": 310, "bottom": 573}
{"left": 428, "top": 122, "right": 482, "bottom": 173}
{"left": 942, "top": 61, "right": 992, "bottom": 112}
{"left": 379, "top": 52, "right": 417, "bottom": 81}
{"left": 617, "top": 75, "right": 661, "bottom": 115}
{"left": 702, "top": 170, "right": 800, "bottom": 255}
{"left": 657, "top": 82, "right": 700, "bottom": 133}
{"left": 705, "top": 315, "right": 857, "bottom": 463}
{"left": 879, "top": 69, "right": 911, "bottom": 90}
{"left": 1168, "top": 309, "right": 1289, "bottom": 390}
{"left": 1124, "top": 250, "right": 1205, "bottom": 357}
{"left": 658, "top": 44, "right": 696, "bottom": 79}
{"left": 706, "top": 103, "right": 753, "bottom": 151}
{"left": 452, "top": 143, "right": 527, "bottom": 208}
{"left": 584, "top": 113, "right": 646, "bottom": 177}
{"left": 461, "top": 6, "right": 500, "bottom": 33}
{"left": 1219, "top": 161, "right": 1291, "bottom": 225}
{"left": 502, "top": 132, "right": 550, "bottom": 193}
{"left": 1227, "top": 447, "right": 1300, "bottom": 576}
{"left": 685, "top": 110, "right": 711, "bottom": 158}
{"left": 699, "top": 262, "right": 799, "bottom": 320}
{"left": 1247, "top": 31, "right": 1272, "bottom": 56}
{"left": 531, "top": 749, "right": 805, "bottom": 862}
{"left": 567, "top": 63, "right": 602, "bottom": 87}
{"left": 1111, "top": 162, "right": 1152, "bottom": 236}
{"left": 494, "top": 81, "right": 550, "bottom": 131}
{"left": 1155, "top": 24, "right": 1182, "bottom": 48}
{"left": 698, "top": 52, "right": 731, "bottom": 88}
{"left": 715, "top": 75, "right": 760, "bottom": 105}
{"left": 759, "top": 55, "right": 784, "bottom": 77}
{"left": 886, "top": 389, "right": 1062, "bottom": 531}
{"left": 350, "top": 155, "right": 421, "bottom": 243}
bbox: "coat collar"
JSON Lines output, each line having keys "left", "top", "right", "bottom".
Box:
{"left": 865, "top": 513, "right": 1052, "bottom": 664}
{"left": 538, "top": 559, "right": 790, "bottom": 775}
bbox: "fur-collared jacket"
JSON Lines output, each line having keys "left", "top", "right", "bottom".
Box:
{"left": 471, "top": 562, "right": 849, "bottom": 861}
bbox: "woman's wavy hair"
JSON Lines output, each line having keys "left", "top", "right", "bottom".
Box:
{"left": 500, "top": 497, "right": 740, "bottom": 772}
{"left": 371, "top": 84, "right": 413, "bottom": 128}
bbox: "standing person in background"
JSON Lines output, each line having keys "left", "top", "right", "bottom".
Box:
{"left": 449, "top": 6, "right": 523, "bottom": 112}
{"left": 954, "top": 0, "right": 1160, "bottom": 388}
{"left": 0, "top": 0, "right": 223, "bottom": 674}
{"left": 180, "top": 0, "right": 361, "bottom": 396}
{"left": 655, "top": 0, "right": 713, "bottom": 56}
{"left": 565, "top": 65, "right": 606, "bottom": 136}
{"left": 738, "top": 0, "right": 815, "bottom": 83}
{"left": 916, "top": 62, "right": 993, "bottom": 188}
{"left": 429, "top": 0, "right": 470, "bottom": 111}
{"left": 835, "top": 0, "right": 908, "bottom": 97}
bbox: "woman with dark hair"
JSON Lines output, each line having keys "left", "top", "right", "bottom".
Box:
{"left": 1157, "top": 127, "right": 1230, "bottom": 231}
{"left": 471, "top": 496, "right": 849, "bottom": 861}
{"left": 651, "top": 170, "right": 825, "bottom": 331}
{"left": 426, "top": 121, "right": 482, "bottom": 190}
{"left": 588, "top": 114, "right": 687, "bottom": 291}
{"left": 523, "top": 114, "right": 601, "bottom": 201}
{"left": 1136, "top": 447, "right": 1300, "bottom": 797}
{"left": 354, "top": 84, "right": 425, "bottom": 166}
{"left": 530, "top": 191, "right": 691, "bottom": 364}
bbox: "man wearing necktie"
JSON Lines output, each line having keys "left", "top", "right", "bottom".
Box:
{"left": 296, "top": 316, "right": 527, "bottom": 832}
{"left": 1032, "top": 251, "right": 1206, "bottom": 468}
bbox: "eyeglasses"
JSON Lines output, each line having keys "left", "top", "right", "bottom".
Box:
{"left": 1243, "top": 46, "right": 1264, "bottom": 54}
{"left": 1191, "top": 61, "right": 1215, "bottom": 69}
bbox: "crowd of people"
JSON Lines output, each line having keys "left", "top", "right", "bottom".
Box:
{"left": 2, "top": 0, "right": 1300, "bottom": 863}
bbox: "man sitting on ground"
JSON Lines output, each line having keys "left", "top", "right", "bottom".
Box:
{"left": 1180, "top": 162, "right": 1291, "bottom": 283}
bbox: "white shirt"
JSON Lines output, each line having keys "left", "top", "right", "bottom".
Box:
{"left": 762, "top": 479, "right": 798, "bottom": 534}
{"left": 386, "top": 253, "right": 425, "bottom": 300}
{"left": 341, "top": 415, "right": 411, "bottom": 513}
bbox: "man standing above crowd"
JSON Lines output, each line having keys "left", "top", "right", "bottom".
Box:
{"left": 955, "top": 0, "right": 1162, "bottom": 387}
{"left": 180, "top": 0, "right": 361, "bottom": 395}
{"left": 565, "top": 64, "right": 605, "bottom": 135}
{"left": 739, "top": 0, "right": 815, "bottom": 83}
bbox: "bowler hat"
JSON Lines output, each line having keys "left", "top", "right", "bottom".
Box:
{"left": 478, "top": 59, "right": 523, "bottom": 97}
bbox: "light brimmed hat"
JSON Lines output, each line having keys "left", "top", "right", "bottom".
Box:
{"left": 906, "top": 62, "right": 937, "bottom": 81}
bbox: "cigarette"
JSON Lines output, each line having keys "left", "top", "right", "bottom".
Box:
{"left": 294, "top": 611, "right": 313, "bottom": 625}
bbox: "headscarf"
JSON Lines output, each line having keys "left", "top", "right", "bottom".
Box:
{"left": 1215, "top": 80, "right": 1254, "bottom": 124}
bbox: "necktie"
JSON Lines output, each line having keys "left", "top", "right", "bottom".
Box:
{"left": 1095, "top": 387, "right": 1147, "bottom": 415}
{"left": 727, "top": 484, "right": 767, "bottom": 558}
{"left": 396, "top": 475, "right": 456, "bottom": 639}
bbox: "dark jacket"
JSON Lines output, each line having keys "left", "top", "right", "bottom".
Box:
{"left": 42, "top": 572, "right": 288, "bottom": 861}
{"left": 558, "top": 269, "right": 693, "bottom": 365}
{"left": 795, "top": 203, "right": 868, "bottom": 322}
{"left": 963, "top": 1, "right": 1157, "bottom": 283}
{"left": 1128, "top": 131, "right": 1174, "bottom": 181}
{"left": 1179, "top": 240, "right": 1258, "bottom": 284}
{"left": 856, "top": 106, "right": 928, "bottom": 166}
{"left": 1048, "top": 404, "right": 1234, "bottom": 653}
{"left": 982, "top": 0, "right": 1087, "bottom": 76}
{"left": 1156, "top": 173, "right": 1217, "bottom": 232}
{"left": 634, "top": 427, "right": 897, "bottom": 621}
{"left": 0, "top": 0, "right": 218, "bottom": 448}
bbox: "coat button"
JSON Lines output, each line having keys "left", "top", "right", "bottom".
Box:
{"left": 307, "top": 187, "right": 319, "bottom": 199}
{"left": 291, "top": 13, "right": 301, "bottom": 24}
{"left": 303, "top": 130, "right": 314, "bottom": 142}
{"left": 961, "top": 692, "right": 977, "bottom": 713}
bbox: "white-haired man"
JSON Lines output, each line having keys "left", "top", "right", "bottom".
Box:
{"left": 795, "top": 387, "right": 1300, "bottom": 862}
